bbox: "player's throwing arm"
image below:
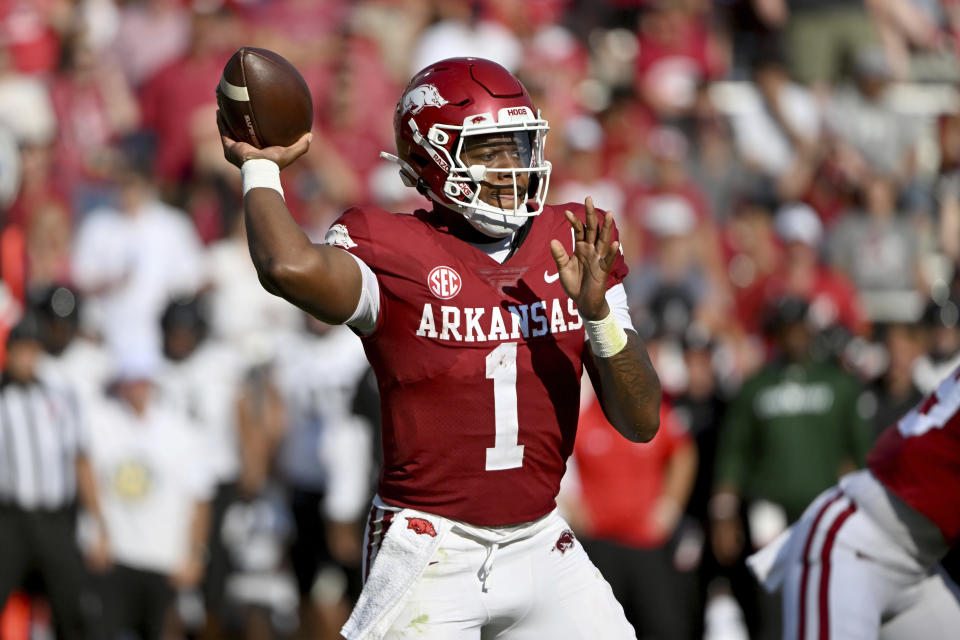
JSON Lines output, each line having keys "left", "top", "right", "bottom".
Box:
{"left": 215, "top": 48, "right": 363, "bottom": 325}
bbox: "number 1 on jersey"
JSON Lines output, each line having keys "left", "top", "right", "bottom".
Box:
{"left": 485, "top": 343, "right": 524, "bottom": 470}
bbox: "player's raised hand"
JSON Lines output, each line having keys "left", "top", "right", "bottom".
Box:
{"left": 217, "top": 109, "right": 312, "bottom": 170}
{"left": 549, "top": 196, "right": 620, "bottom": 321}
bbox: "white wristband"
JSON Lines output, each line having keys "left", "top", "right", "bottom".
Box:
{"left": 583, "top": 309, "right": 628, "bottom": 357}
{"left": 241, "top": 158, "right": 284, "bottom": 199}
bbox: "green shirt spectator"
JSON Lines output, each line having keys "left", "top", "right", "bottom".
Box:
{"left": 710, "top": 295, "right": 873, "bottom": 588}
{"left": 715, "top": 357, "right": 873, "bottom": 522}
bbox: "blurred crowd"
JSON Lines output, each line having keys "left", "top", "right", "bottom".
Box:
{"left": 0, "top": 0, "right": 959, "bottom": 639}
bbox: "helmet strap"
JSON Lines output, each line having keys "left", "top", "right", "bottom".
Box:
{"left": 416, "top": 177, "right": 431, "bottom": 197}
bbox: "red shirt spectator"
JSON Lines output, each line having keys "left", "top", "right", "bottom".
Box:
{"left": 48, "top": 37, "right": 139, "bottom": 199}
{"left": 635, "top": 3, "right": 726, "bottom": 118}
{"left": 624, "top": 127, "right": 713, "bottom": 257}
{"left": 110, "top": 0, "right": 191, "bottom": 88}
{"left": 139, "top": 11, "right": 237, "bottom": 184}
{"left": 735, "top": 203, "right": 869, "bottom": 337}
{"left": 4, "top": 143, "right": 69, "bottom": 229}
{"left": 0, "top": 0, "right": 61, "bottom": 74}
{"left": 139, "top": 52, "right": 224, "bottom": 183}
{"left": 573, "top": 396, "right": 695, "bottom": 548}
{"left": 737, "top": 261, "right": 868, "bottom": 335}
{"left": 314, "top": 35, "right": 399, "bottom": 205}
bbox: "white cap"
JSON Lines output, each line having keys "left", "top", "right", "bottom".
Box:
{"left": 644, "top": 195, "right": 695, "bottom": 236}
{"left": 775, "top": 203, "right": 822, "bottom": 246}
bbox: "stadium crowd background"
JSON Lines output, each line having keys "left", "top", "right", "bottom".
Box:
{"left": 0, "top": 0, "right": 959, "bottom": 638}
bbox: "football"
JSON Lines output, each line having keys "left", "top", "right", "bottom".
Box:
{"left": 216, "top": 47, "right": 313, "bottom": 149}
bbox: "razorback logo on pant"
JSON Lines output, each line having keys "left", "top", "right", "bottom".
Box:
{"left": 406, "top": 517, "right": 437, "bottom": 537}
{"left": 553, "top": 529, "right": 576, "bottom": 554}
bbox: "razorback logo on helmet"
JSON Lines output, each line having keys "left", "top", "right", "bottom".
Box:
{"left": 427, "top": 266, "right": 461, "bottom": 300}
{"left": 402, "top": 84, "right": 448, "bottom": 115}
{"left": 405, "top": 517, "right": 437, "bottom": 537}
{"left": 324, "top": 224, "right": 357, "bottom": 250}
{"left": 470, "top": 115, "right": 487, "bottom": 124}
{"left": 552, "top": 529, "right": 576, "bottom": 555}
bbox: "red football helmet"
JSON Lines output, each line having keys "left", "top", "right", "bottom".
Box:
{"left": 382, "top": 58, "right": 551, "bottom": 236}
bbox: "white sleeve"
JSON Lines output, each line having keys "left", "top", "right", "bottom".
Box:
{"left": 583, "top": 283, "right": 635, "bottom": 341}
{"left": 344, "top": 252, "right": 381, "bottom": 335}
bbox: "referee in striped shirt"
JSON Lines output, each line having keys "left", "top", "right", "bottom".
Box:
{"left": 0, "top": 312, "right": 108, "bottom": 640}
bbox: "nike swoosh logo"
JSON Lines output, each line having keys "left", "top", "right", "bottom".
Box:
{"left": 544, "top": 270, "right": 560, "bottom": 283}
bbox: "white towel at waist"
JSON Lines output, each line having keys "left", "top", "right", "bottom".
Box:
{"left": 342, "top": 498, "right": 559, "bottom": 639}
{"left": 342, "top": 505, "right": 453, "bottom": 640}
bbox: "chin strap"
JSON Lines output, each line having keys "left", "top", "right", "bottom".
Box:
{"left": 506, "top": 217, "right": 533, "bottom": 259}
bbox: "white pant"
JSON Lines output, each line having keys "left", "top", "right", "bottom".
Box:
{"left": 773, "top": 484, "right": 960, "bottom": 640}
{"left": 365, "top": 508, "right": 635, "bottom": 639}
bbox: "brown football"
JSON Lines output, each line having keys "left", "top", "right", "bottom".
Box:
{"left": 216, "top": 47, "right": 313, "bottom": 149}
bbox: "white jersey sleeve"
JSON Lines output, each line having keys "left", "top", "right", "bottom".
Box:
{"left": 582, "top": 283, "right": 634, "bottom": 342}
{"left": 607, "top": 283, "right": 635, "bottom": 331}
{"left": 344, "top": 252, "right": 381, "bottom": 335}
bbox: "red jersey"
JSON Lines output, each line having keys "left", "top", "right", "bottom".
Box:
{"left": 575, "top": 397, "right": 692, "bottom": 548}
{"left": 868, "top": 364, "right": 960, "bottom": 545}
{"left": 139, "top": 53, "right": 226, "bottom": 182}
{"left": 331, "top": 203, "right": 628, "bottom": 526}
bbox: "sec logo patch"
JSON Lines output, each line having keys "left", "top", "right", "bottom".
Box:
{"left": 428, "top": 266, "right": 461, "bottom": 299}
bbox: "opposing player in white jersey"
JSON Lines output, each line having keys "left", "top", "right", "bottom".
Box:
{"left": 748, "top": 364, "right": 960, "bottom": 639}
{"left": 218, "top": 57, "right": 662, "bottom": 638}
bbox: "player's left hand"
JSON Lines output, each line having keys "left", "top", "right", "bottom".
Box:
{"left": 550, "top": 197, "right": 620, "bottom": 321}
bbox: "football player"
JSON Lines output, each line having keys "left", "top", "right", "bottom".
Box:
{"left": 748, "top": 365, "right": 960, "bottom": 639}
{"left": 218, "top": 57, "right": 661, "bottom": 638}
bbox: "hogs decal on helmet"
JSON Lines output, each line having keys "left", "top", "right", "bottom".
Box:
{"left": 402, "top": 84, "right": 449, "bottom": 115}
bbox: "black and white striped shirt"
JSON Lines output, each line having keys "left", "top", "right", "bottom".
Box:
{"left": 0, "top": 375, "right": 87, "bottom": 510}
